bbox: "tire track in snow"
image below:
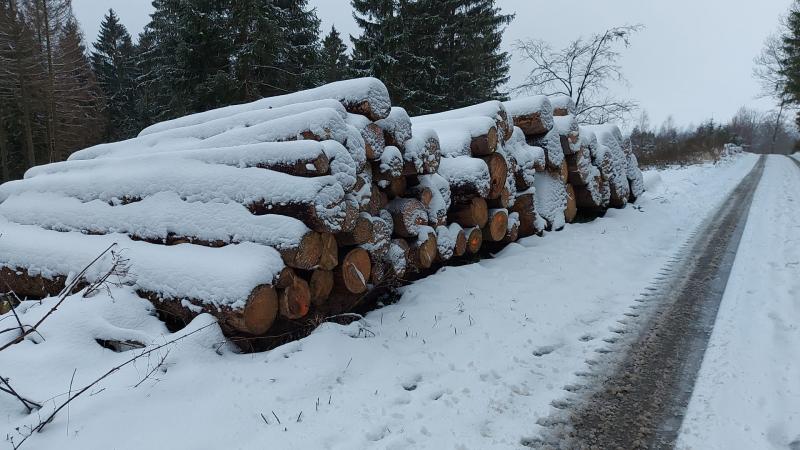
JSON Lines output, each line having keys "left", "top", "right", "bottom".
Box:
{"left": 527, "top": 155, "right": 767, "bottom": 450}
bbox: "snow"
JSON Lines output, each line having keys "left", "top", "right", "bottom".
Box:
{"left": 28, "top": 140, "right": 333, "bottom": 179}
{"left": 677, "top": 156, "right": 800, "bottom": 450}
{"left": 0, "top": 191, "right": 311, "bottom": 251}
{"left": 402, "top": 127, "right": 440, "bottom": 173}
{"left": 436, "top": 156, "right": 491, "bottom": 197}
{"left": 375, "top": 107, "right": 412, "bottom": 145}
{"left": 412, "top": 117, "right": 496, "bottom": 158}
{"left": 378, "top": 146, "right": 404, "bottom": 177}
{"left": 435, "top": 225, "right": 457, "bottom": 260}
{"left": 503, "top": 96, "right": 554, "bottom": 134}
{"left": 533, "top": 171, "right": 567, "bottom": 230}
{"left": 138, "top": 77, "right": 391, "bottom": 136}
{"left": 2, "top": 158, "right": 342, "bottom": 208}
{"left": 549, "top": 95, "right": 576, "bottom": 116}
{"left": 70, "top": 108, "right": 350, "bottom": 161}
{"left": 552, "top": 115, "right": 579, "bottom": 154}
{"left": 583, "top": 124, "right": 630, "bottom": 202}
{"left": 411, "top": 100, "right": 512, "bottom": 137}
{"left": 626, "top": 153, "right": 645, "bottom": 199}
{"left": 417, "top": 173, "right": 452, "bottom": 226}
{"left": 506, "top": 127, "right": 545, "bottom": 187}
{"left": 0, "top": 154, "right": 772, "bottom": 450}
{"left": 530, "top": 128, "right": 565, "bottom": 168}
{"left": 0, "top": 216, "right": 283, "bottom": 309}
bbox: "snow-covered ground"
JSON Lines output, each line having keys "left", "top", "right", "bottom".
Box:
{"left": 677, "top": 155, "right": 800, "bottom": 450}
{"left": 1, "top": 154, "right": 762, "bottom": 449}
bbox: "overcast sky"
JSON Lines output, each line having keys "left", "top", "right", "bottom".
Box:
{"left": 72, "top": 0, "right": 792, "bottom": 128}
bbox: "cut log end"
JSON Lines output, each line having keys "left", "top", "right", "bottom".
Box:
{"left": 308, "top": 269, "right": 334, "bottom": 306}
{"left": 465, "top": 227, "right": 483, "bottom": 254}
{"left": 449, "top": 197, "right": 488, "bottom": 228}
{"left": 279, "top": 277, "right": 311, "bottom": 320}
{"left": 336, "top": 248, "right": 372, "bottom": 294}
{"left": 410, "top": 233, "right": 438, "bottom": 270}
{"left": 483, "top": 209, "right": 509, "bottom": 242}
{"left": 470, "top": 127, "right": 498, "bottom": 156}
{"left": 482, "top": 153, "right": 509, "bottom": 200}
{"left": 453, "top": 228, "right": 467, "bottom": 257}
{"left": 565, "top": 184, "right": 578, "bottom": 223}
{"left": 318, "top": 233, "right": 339, "bottom": 271}
{"left": 241, "top": 285, "right": 280, "bottom": 335}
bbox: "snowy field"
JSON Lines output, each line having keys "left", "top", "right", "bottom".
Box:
{"left": 677, "top": 155, "right": 800, "bottom": 450}
{"left": 3, "top": 153, "right": 784, "bottom": 450}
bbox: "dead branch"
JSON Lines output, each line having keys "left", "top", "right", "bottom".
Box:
{"left": 10, "top": 321, "right": 217, "bottom": 450}
{"left": 0, "top": 374, "right": 40, "bottom": 413}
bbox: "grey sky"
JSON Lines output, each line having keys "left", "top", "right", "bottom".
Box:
{"left": 72, "top": 0, "right": 792, "bottom": 128}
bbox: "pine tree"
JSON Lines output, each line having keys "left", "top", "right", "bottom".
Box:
{"left": 91, "top": 9, "right": 138, "bottom": 141}
{"left": 320, "top": 25, "right": 349, "bottom": 83}
{"left": 782, "top": 1, "right": 800, "bottom": 126}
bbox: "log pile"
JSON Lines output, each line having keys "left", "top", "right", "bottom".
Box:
{"left": 0, "top": 78, "right": 644, "bottom": 351}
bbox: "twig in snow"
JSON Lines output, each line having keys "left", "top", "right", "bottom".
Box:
{"left": 0, "top": 374, "right": 40, "bottom": 413}
{"left": 296, "top": 411, "right": 302, "bottom": 423}
{"left": 66, "top": 369, "right": 76, "bottom": 436}
{"left": 271, "top": 411, "right": 281, "bottom": 425}
{"left": 260, "top": 412, "right": 269, "bottom": 425}
{"left": 133, "top": 348, "right": 171, "bottom": 388}
{"left": 10, "top": 322, "right": 216, "bottom": 450}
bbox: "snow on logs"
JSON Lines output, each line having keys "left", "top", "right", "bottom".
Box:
{"left": 0, "top": 79, "right": 644, "bottom": 349}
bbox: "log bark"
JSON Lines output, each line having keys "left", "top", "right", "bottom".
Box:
{"left": 482, "top": 209, "right": 509, "bottom": 242}
{"left": 511, "top": 113, "right": 550, "bottom": 136}
{"left": 448, "top": 197, "right": 488, "bottom": 228}
{"left": 387, "top": 198, "right": 427, "bottom": 237}
{"left": 333, "top": 248, "right": 372, "bottom": 294}
{"left": 481, "top": 153, "right": 509, "bottom": 200}
{"left": 409, "top": 185, "right": 434, "bottom": 207}
{"left": 361, "top": 123, "right": 386, "bottom": 160}
{"left": 488, "top": 186, "right": 512, "bottom": 209}
{"left": 249, "top": 199, "right": 347, "bottom": 235}
{"left": 0, "top": 267, "right": 69, "bottom": 299}
{"left": 252, "top": 152, "right": 330, "bottom": 177}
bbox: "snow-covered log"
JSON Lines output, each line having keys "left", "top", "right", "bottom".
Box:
{"left": 412, "top": 117, "right": 498, "bottom": 157}
{"left": 375, "top": 146, "right": 404, "bottom": 177}
{"left": 1, "top": 160, "right": 352, "bottom": 234}
{"left": 550, "top": 95, "right": 577, "bottom": 117}
{"left": 503, "top": 96, "right": 554, "bottom": 137}
{"left": 553, "top": 115, "right": 580, "bottom": 155}
{"left": 0, "top": 191, "right": 326, "bottom": 270}
{"left": 376, "top": 107, "right": 413, "bottom": 148}
{"left": 30, "top": 140, "right": 334, "bottom": 179}
{"left": 0, "top": 218, "right": 285, "bottom": 335}
{"left": 584, "top": 124, "right": 630, "bottom": 207}
{"left": 511, "top": 190, "right": 545, "bottom": 238}
{"left": 347, "top": 113, "right": 385, "bottom": 160}
{"left": 139, "top": 77, "right": 392, "bottom": 137}
{"left": 437, "top": 156, "right": 491, "bottom": 201}
{"left": 72, "top": 108, "right": 351, "bottom": 161}
{"left": 529, "top": 128, "right": 565, "bottom": 170}
{"left": 416, "top": 173, "right": 451, "bottom": 226}
{"left": 464, "top": 226, "right": 483, "bottom": 254}
{"left": 626, "top": 153, "right": 645, "bottom": 201}
{"left": 402, "top": 128, "right": 441, "bottom": 175}
{"left": 412, "top": 100, "right": 513, "bottom": 141}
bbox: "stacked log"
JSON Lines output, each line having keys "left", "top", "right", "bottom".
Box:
{"left": 0, "top": 78, "right": 644, "bottom": 351}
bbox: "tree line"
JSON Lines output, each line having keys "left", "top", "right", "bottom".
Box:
{"left": 0, "top": 0, "right": 513, "bottom": 182}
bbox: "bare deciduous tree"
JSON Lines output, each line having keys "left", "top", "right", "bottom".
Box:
{"left": 515, "top": 25, "right": 642, "bottom": 124}
{"left": 754, "top": 31, "right": 794, "bottom": 153}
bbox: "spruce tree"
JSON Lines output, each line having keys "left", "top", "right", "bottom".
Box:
{"left": 782, "top": 1, "right": 800, "bottom": 125}
{"left": 53, "top": 18, "right": 104, "bottom": 160}
{"left": 273, "top": 0, "right": 322, "bottom": 91}
{"left": 350, "top": 0, "right": 399, "bottom": 83}
{"left": 91, "top": 9, "right": 138, "bottom": 141}
{"left": 320, "top": 26, "right": 349, "bottom": 83}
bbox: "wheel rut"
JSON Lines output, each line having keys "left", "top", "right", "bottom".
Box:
{"left": 529, "top": 155, "right": 767, "bottom": 450}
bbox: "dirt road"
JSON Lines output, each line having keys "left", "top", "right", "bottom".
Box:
{"left": 531, "top": 156, "right": 767, "bottom": 449}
